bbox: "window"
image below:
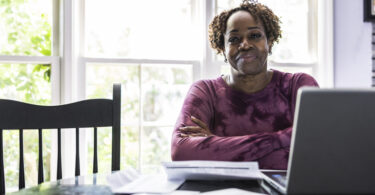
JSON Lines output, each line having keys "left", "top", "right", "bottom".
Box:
{"left": 85, "top": 63, "right": 193, "bottom": 173}
{"left": 0, "top": 0, "right": 59, "bottom": 191}
{"left": 82, "top": 0, "right": 199, "bottom": 174}
{"left": 85, "top": 0, "right": 200, "bottom": 60}
{"left": 80, "top": 0, "right": 330, "bottom": 175}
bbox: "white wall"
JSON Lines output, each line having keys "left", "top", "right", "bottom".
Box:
{"left": 334, "top": 0, "right": 372, "bottom": 87}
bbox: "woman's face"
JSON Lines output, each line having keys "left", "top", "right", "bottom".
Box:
{"left": 224, "top": 10, "right": 271, "bottom": 76}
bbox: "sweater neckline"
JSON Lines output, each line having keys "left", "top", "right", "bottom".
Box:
{"left": 218, "top": 69, "right": 280, "bottom": 98}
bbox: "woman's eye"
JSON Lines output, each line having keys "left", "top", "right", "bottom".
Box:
{"left": 228, "top": 37, "right": 239, "bottom": 43}
{"left": 249, "top": 33, "right": 262, "bottom": 39}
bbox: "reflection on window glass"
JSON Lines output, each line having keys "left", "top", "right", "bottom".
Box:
{"left": 0, "top": 63, "right": 51, "bottom": 192}
{"left": 216, "top": 0, "right": 316, "bottom": 63}
{"left": 85, "top": 0, "right": 199, "bottom": 60}
{"left": 0, "top": 0, "right": 52, "bottom": 56}
{"left": 86, "top": 63, "right": 192, "bottom": 173}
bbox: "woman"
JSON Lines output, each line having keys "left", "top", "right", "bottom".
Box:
{"left": 171, "top": 1, "right": 318, "bottom": 169}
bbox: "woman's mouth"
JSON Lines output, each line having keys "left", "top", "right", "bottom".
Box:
{"left": 237, "top": 54, "right": 256, "bottom": 63}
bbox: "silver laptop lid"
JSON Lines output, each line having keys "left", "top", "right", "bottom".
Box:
{"left": 287, "top": 88, "right": 375, "bottom": 194}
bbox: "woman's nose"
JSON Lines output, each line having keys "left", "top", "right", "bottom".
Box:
{"left": 239, "top": 39, "right": 253, "bottom": 50}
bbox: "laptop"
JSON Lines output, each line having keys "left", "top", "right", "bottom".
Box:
{"left": 261, "top": 88, "right": 375, "bottom": 194}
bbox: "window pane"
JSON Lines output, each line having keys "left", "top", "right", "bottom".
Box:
{"left": 141, "top": 126, "right": 173, "bottom": 174}
{"left": 86, "top": 63, "right": 140, "bottom": 126}
{"left": 3, "top": 130, "right": 19, "bottom": 192}
{"left": 216, "top": 0, "right": 316, "bottom": 63}
{"left": 0, "top": 0, "right": 52, "bottom": 56}
{"left": 86, "top": 63, "right": 193, "bottom": 173}
{"left": 140, "top": 64, "right": 192, "bottom": 174}
{"left": 86, "top": 127, "right": 116, "bottom": 174}
{"left": 263, "top": 0, "right": 313, "bottom": 63}
{"left": 0, "top": 63, "right": 51, "bottom": 191}
{"left": 141, "top": 64, "right": 192, "bottom": 125}
{"left": 221, "top": 64, "right": 231, "bottom": 75}
{"left": 23, "top": 130, "right": 52, "bottom": 188}
{"left": 85, "top": 0, "right": 199, "bottom": 60}
{"left": 0, "top": 63, "right": 51, "bottom": 104}
{"left": 86, "top": 63, "right": 141, "bottom": 171}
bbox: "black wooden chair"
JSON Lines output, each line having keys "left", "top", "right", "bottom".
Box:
{"left": 0, "top": 84, "right": 121, "bottom": 194}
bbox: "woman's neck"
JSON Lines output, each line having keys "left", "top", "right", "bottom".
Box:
{"left": 224, "top": 70, "right": 273, "bottom": 94}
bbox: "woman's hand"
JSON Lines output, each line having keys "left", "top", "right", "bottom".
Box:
{"left": 178, "top": 116, "right": 214, "bottom": 138}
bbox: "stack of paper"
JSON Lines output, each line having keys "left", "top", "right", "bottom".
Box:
{"left": 162, "top": 160, "right": 262, "bottom": 180}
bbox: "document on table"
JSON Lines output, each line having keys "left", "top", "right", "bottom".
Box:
{"left": 162, "top": 160, "right": 263, "bottom": 180}
{"left": 113, "top": 174, "right": 185, "bottom": 194}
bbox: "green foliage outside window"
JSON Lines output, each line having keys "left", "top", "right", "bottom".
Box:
{"left": 0, "top": 0, "right": 52, "bottom": 191}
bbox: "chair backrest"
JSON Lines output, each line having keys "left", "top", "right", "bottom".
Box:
{"left": 0, "top": 84, "right": 121, "bottom": 194}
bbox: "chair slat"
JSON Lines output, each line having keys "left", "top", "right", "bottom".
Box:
{"left": 112, "top": 84, "right": 121, "bottom": 171}
{"left": 19, "top": 129, "right": 25, "bottom": 189}
{"left": 38, "top": 129, "right": 44, "bottom": 184}
{"left": 0, "top": 100, "right": 113, "bottom": 130}
{"left": 75, "top": 128, "right": 80, "bottom": 176}
{"left": 57, "top": 128, "right": 62, "bottom": 180}
{"left": 93, "top": 127, "right": 98, "bottom": 173}
{"left": 0, "top": 130, "right": 5, "bottom": 194}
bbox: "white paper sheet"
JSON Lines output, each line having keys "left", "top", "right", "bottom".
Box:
{"left": 106, "top": 168, "right": 140, "bottom": 189}
{"left": 113, "top": 174, "right": 185, "bottom": 194}
{"left": 163, "top": 161, "right": 262, "bottom": 180}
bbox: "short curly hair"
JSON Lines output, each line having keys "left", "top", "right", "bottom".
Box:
{"left": 208, "top": 1, "right": 281, "bottom": 54}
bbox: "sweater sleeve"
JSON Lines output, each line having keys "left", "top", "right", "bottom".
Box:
{"left": 275, "top": 73, "right": 319, "bottom": 149}
{"left": 257, "top": 73, "right": 319, "bottom": 169}
{"left": 171, "top": 74, "right": 318, "bottom": 169}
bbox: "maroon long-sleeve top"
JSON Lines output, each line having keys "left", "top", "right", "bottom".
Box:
{"left": 171, "top": 69, "right": 319, "bottom": 169}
